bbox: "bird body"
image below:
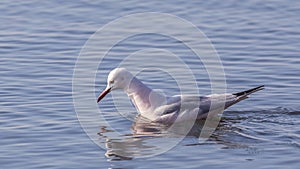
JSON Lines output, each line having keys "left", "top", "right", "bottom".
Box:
{"left": 97, "top": 68, "right": 264, "bottom": 124}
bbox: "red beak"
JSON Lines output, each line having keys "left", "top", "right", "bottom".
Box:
{"left": 97, "top": 87, "right": 111, "bottom": 103}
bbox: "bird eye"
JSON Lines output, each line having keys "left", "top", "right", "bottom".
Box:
{"left": 109, "top": 80, "right": 114, "bottom": 84}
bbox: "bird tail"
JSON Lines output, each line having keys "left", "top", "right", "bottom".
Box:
{"left": 225, "top": 85, "right": 265, "bottom": 109}
{"left": 233, "top": 85, "right": 265, "bottom": 97}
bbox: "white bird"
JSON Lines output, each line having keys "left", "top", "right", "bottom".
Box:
{"left": 97, "top": 68, "right": 264, "bottom": 124}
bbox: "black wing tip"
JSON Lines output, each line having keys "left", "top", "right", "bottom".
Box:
{"left": 233, "top": 85, "right": 265, "bottom": 97}
{"left": 252, "top": 85, "right": 265, "bottom": 91}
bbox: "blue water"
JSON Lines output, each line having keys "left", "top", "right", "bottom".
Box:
{"left": 1, "top": 1, "right": 300, "bottom": 168}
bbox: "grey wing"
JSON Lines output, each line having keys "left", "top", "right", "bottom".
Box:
{"left": 197, "top": 94, "right": 235, "bottom": 118}
{"left": 157, "top": 85, "right": 264, "bottom": 121}
{"left": 154, "top": 95, "right": 230, "bottom": 122}
{"left": 196, "top": 85, "right": 265, "bottom": 118}
{"left": 179, "top": 94, "right": 247, "bottom": 119}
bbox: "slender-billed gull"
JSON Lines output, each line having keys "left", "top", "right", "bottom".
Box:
{"left": 97, "top": 68, "right": 264, "bottom": 124}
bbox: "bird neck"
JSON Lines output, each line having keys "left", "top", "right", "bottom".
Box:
{"left": 125, "top": 77, "right": 165, "bottom": 113}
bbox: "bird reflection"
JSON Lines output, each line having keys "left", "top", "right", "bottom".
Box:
{"left": 131, "top": 114, "right": 220, "bottom": 137}
{"left": 98, "top": 113, "right": 248, "bottom": 161}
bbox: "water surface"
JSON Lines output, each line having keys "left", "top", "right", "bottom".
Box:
{"left": 1, "top": 1, "right": 300, "bottom": 168}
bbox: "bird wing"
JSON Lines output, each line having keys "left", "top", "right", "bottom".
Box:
{"left": 164, "top": 85, "right": 265, "bottom": 121}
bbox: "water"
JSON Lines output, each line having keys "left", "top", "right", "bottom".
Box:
{"left": 1, "top": 0, "right": 300, "bottom": 168}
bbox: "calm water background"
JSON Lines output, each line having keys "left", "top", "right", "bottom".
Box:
{"left": 1, "top": 0, "right": 300, "bottom": 168}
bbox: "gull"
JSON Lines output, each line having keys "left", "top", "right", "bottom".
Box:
{"left": 97, "top": 68, "right": 264, "bottom": 124}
